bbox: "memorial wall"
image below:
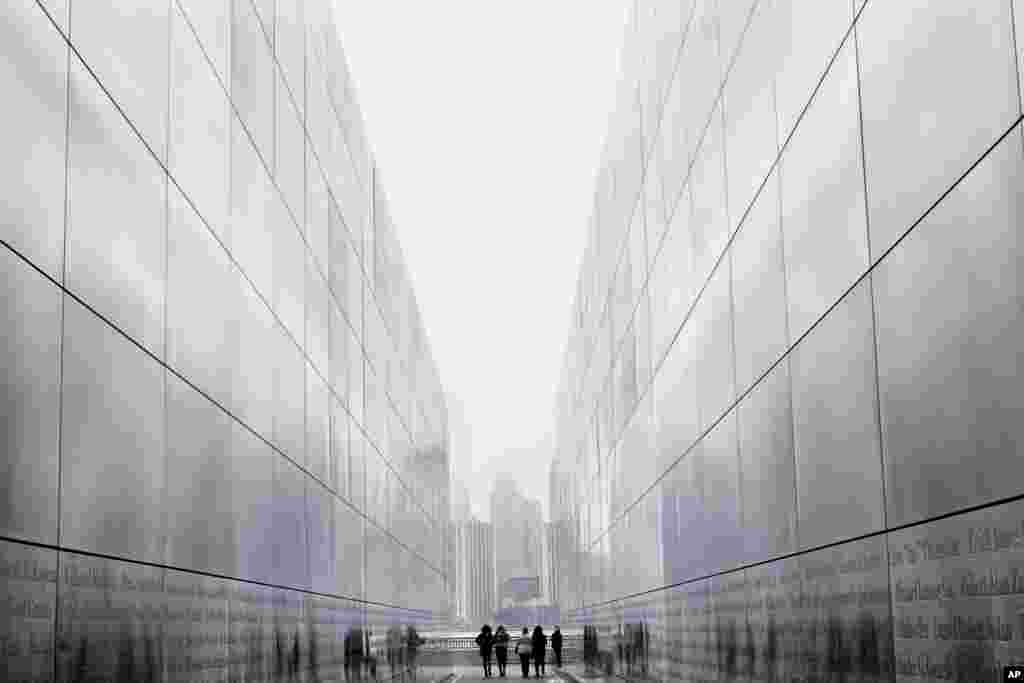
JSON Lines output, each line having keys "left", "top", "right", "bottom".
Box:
{"left": 1, "top": 1, "right": 451, "bottom": 680}
{"left": 550, "top": 0, "right": 1024, "bottom": 680}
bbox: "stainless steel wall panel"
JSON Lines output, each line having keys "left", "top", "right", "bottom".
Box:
{"left": 306, "top": 253, "right": 329, "bottom": 378}
{"left": 0, "top": 3, "right": 67, "bottom": 282}
{"left": 693, "top": 412, "right": 744, "bottom": 577}
{"left": 0, "top": 248, "right": 61, "bottom": 545}
{"left": 275, "top": 70, "right": 305, "bottom": 227}
{"left": 166, "top": 185, "right": 234, "bottom": 409}
{"left": 789, "top": 280, "right": 883, "bottom": 549}
{"left": 271, "top": 195, "right": 306, "bottom": 345}
{"left": 737, "top": 360, "right": 797, "bottom": 562}
{"left": 730, "top": 169, "right": 787, "bottom": 397}
{"left": 306, "top": 481, "right": 336, "bottom": 596}
{"left": 60, "top": 297, "right": 166, "bottom": 563}
{"left": 875, "top": 124, "right": 1024, "bottom": 527}
{"left": 271, "top": 323, "right": 306, "bottom": 466}
{"left": 169, "top": 6, "right": 230, "bottom": 243}
{"left": 231, "top": 277, "right": 275, "bottom": 441}
{"left": 334, "top": 498, "right": 363, "bottom": 600}
{"left": 272, "top": 456, "right": 310, "bottom": 591}
{"left": 858, "top": 0, "right": 1019, "bottom": 258}
{"left": 274, "top": 0, "right": 305, "bottom": 116}
{"left": 687, "top": 101, "right": 730, "bottom": 291}
{"left": 307, "top": 154, "right": 331, "bottom": 277}
{"left": 165, "top": 372, "right": 237, "bottom": 576}
{"left": 649, "top": 193, "right": 696, "bottom": 366}
{"left": 306, "top": 362, "right": 330, "bottom": 485}
{"left": 714, "top": 0, "right": 757, "bottom": 74}
{"left": 771, "top": 0, "right": 854, "bottom": 145}
{"left": 69, "top": 0, "right": 171, "bottom": 161}
{"left": 66, "top": 57, "right": 167, "bottom": 357}
{"left": 176, "top": 0, "right": 230, "bottom": 85}
{"left": 692, "top": 258, "right": 735, "bottom": 433}
{"left": 779, "top": 37, "right": 867, "bottom": 344}
{"left": 229, "top": 0, "right": 273, "bottom": 162}
{"left": 722, "top": 0, "right": 782, "bottom": 234}
{"left": 38, "top": 0, "right": 68, "bottom": 35}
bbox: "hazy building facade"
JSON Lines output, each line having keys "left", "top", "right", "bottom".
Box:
{"left": 552, "top": 0, "right": 1024, "bottom": 680}
{"left": 457, "top": 518, "right": 496, "bottom": 627}
{"left": 491, "top": 477, "right": 545, "bottom": 608}
{"left": 1, "top": 2, "right": 450, "bottom": 680}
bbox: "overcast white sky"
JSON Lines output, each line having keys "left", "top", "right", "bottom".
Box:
{"left": 331, "top": 1, "right": 630, "bottom": 522}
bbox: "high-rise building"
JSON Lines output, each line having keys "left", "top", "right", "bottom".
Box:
{"left": 544, "top": 521, "right": 558, "bottom": 609}
{"left": 551, "top": 1, "right": 1024, "bottom": 680}
{"left": 1, "top": 2, "right": 449, "bottom": 680}
{"left": 457, "top": 518, "right": 496, "bottom": 627}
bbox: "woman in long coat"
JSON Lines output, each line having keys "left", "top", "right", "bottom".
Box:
{"left": 530, "top": 625, "right": 547, "bottom": 678}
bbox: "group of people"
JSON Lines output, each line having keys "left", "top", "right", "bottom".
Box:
{"left": 475, "top": 625, "right": 563, "bottom": 678}
{"left": 385, "top": 624, "right": 424, "bottom": 680}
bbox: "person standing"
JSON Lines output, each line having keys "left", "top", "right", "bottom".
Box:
{"left": 386, "top": 625, "right": 400, "bottom": 676}
{"left": 493, "top": 625, "right": 510, "bottom": 677}
{"left": 514, "top": 627, "right": 532, "bottom": 678}
{"left": 406, "top": 624, "right": 422, "bottom": 680}
{"left": 344, "top": 627, "right": 364, "bottom": 681}
{"left": 551, "top": 626, "right": 563, "bottom": 669}
{"left": 531, "top": 626, "right": 547, "bottom": 678}
{"left": 476, "top": 625, "right": 494, "bottom": 678}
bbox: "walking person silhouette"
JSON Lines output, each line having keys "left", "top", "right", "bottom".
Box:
{"left": 476, "top": 625, "right": 495, "bottom": 678}
{"left": 514, "top": 627, "right": 532, "bottom": 678}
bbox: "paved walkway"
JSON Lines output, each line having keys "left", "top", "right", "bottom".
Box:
{"left": 447, "top": 664, "right": 567, "bottom": 683}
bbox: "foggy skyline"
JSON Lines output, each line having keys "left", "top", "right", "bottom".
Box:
{"left": 330, "top": 0, "right": 631, "bottom": 523}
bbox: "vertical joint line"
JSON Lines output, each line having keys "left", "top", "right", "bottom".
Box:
{"left": 851, "top": 15, "right": 888, "bottom": 534}
{"left": 54, "top": 0, "right": 74, "bottom": 676}
{"left": 161, "top": 0, "right": 174, "bottom": 572}
{"left": 1010, "top": 0, "right": 1024, "bottom": 123}
{"left": 771, "top": 74, "right": 800, "bottom": 550}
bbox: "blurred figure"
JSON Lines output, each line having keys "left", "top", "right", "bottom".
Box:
{"left": 515, "top": 627, "right": 532, "bottom": 678}
{"left": 531, "top": 626, "right": 547, "bottom": 678}
{"left": 476, "top": 624, "right": 494, "bottom": 678}
{"left": 494, "top": 625, "right": 510, "bottom": 677}
{"left": 406, "top": 624, "right": 422, "bottom": 680}
{"left": 551, "top": 626, "right": 563, "bottom": 668}
{"left": 386, "top": 625, "right": 402, "bottom": 676}
{"left": 290, "top": 631, "right": 301, "bottom": 681}
{"left": 115, "top": 620, "right": 135, "bottom": 683}
{"left": 344, "top": 627, "right": 364, "bottom": 681}
{"left": 615, "top": 625, "right": 624, "bottom": 673}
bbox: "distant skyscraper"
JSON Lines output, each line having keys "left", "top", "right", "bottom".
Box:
{"left": 457, "top": 518, "right": 495, "bottom": 626}
{"left": 544, "top": 521, "right": 558, "bottom": 608}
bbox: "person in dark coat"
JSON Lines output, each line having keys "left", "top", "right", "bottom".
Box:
{"left": 551, "top": 626, "right": 563, "bottom": 668}
{"left": 494, "top": 625, "right": 510, "bottom": 677}
{"left": 531, "top": 625, "right": 547, "bottom": 678}
{"left": 344, "top": 627, "right": 364, "bottom": 681}
{"left": 476, "top": 624, "right": 494, "bottom": 678}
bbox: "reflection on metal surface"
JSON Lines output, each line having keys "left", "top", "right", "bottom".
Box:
{"left": 550, "top": 1, "right": 1024, "bottom": 681}
{"left": 2, "top": 0, "right": 451, "bottom": 679}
